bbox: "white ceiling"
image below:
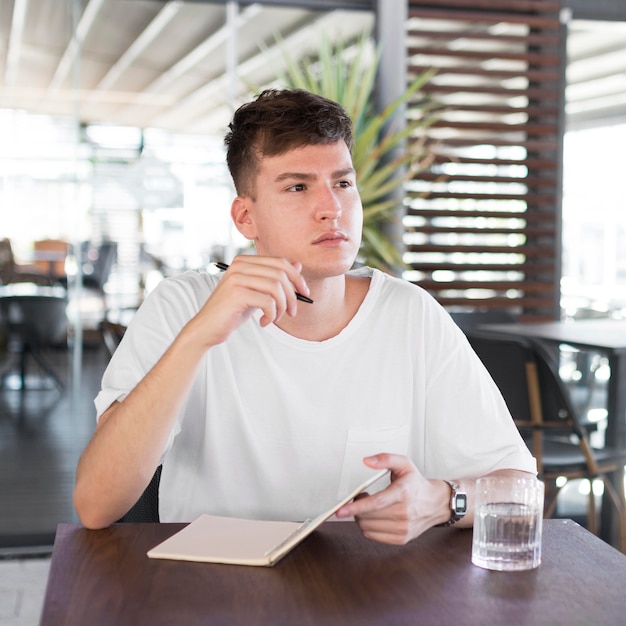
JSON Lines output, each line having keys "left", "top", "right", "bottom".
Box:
{"left": 0, "top": 0, "right": 374, "bottom": 135}
{"left": 0, "top": 0, "right": 624, "bottom": 136}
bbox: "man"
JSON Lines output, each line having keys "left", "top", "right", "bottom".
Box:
{"left": 74, "top": 89, "right": 535, "bottom": 544}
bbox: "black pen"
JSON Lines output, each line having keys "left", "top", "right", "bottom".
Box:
{"left": 214, "top": 262, "right": 314, "bottom": 304}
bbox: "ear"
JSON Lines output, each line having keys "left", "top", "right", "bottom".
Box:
{"left": 231, "top": 196, "right": 257, "bottom": 240}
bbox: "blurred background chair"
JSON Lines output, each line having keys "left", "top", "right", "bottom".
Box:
{"left": 466, "top": 331, "right": 626, "bottom": 552}
{"left": 0, "top": 238, "right": 50, "bottom": 286}
{"left": 0, "top": 286, "right": 68, "bottom": 391}
{"left": 78, "top": 241, "right": 117, "bottom": 297}
{"left": 450, "top": 308, "right": 604, "bottom": 435}
{"left": 61, "top": 241, "right": 118, "bottom": 344}
{"left": 100, "top": 320, "right": 127, "bottom": 357}
{"left": 449, "top": 309, "right": 518, "bottom": 334}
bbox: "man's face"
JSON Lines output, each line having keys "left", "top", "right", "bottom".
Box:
{"left": 237, "top": 141, "right": 363, "bottom": 279}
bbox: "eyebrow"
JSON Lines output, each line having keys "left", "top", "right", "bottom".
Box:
{"left": 274, "top": 167, "right": 356, "bottom": 183}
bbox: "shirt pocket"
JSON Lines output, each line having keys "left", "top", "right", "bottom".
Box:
{"left": 337, "top": 423, "right": 410, "bottom": 499}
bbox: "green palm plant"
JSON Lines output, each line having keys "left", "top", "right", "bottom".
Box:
{"left": 276, "top": 34, "right": 436, "bottom": 272}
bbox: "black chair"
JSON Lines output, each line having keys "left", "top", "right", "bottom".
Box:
{"left": 0, "top": 238, "right": 51, "bottom": 286}
{"left": 466, "top": 331, "right": 626, "bottom": 552}
{"left": 99, "top": 320, "right": 127, "bottom": 357}
{"left": 0, "top": 290, "right": 68, "bottom": 391}
{"left": 60, "top": 241, "right": 117, "bottom": 308}
{"left": 449, "top": 309, "right": 518, "bottom": 334}
{"left": 117, "top": 465, "right": 162, "bottom": 523}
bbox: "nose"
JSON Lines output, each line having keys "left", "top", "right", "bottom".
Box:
{"left": 316, "top": 187, "right": 342, "bottom": 222}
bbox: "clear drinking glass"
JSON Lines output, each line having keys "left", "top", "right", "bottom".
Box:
{"left": 472, "top": 476, "right": 544, "bottom": 571}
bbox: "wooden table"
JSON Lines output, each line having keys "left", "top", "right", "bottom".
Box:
{"left": 40, "top": 520, "right": 626, "bottom": 626}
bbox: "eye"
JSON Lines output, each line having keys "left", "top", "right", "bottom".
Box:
{"left": 286, "top": 183, "right": 306, "bottom": 192}
{"left": 336, "top": 180, "right": 353, "bottom": 189}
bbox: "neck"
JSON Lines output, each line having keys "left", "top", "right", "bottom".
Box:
{"left": 274, "top": 272, "right": 369, "bottom": 341}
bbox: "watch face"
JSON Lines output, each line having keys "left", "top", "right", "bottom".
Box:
{"left": 455, "top": 493, "right": 468, "bottom": 515}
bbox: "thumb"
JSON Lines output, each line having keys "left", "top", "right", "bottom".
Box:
{"left": 363, "top": 453, "right": 417, "bottom": 479}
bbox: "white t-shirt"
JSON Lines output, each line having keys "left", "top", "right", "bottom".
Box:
{"left": 95, "top": 267, "right": 536, "bottom": 522}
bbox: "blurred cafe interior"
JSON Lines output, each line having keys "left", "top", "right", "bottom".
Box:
{"left": 1, "top": 0, "right": 626, "bottom": 556}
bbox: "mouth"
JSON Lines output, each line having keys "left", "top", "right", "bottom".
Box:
{"left": 312, "top": 231, "right": 348, "bottom": 244}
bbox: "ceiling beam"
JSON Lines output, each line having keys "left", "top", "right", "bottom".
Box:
{"left": 4, "top": 0, "right": 28, "bottom": 87}
{"left": 150, "top": 8, "right": 372, "bottom": 132}
{"left": 92, "top": 0, "right": 185, "bottom": 94}
{"left": 186, "top": 0, "right": 373, "bottom": 10}
{"left": 119, "top": 3, "right": 262, "bottom": 110}
{"left": 48, "top": 0, "right": 108, "bottom": 91}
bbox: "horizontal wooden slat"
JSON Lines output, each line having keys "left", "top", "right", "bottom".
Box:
{"left": 407, "top": 225, "right": 555, "bottom": 236}
{"left": 409, "top": 65, "right": 560, "bottom": 83}
{"left": 418, "top": 280, "right": 555, "bottom": 292}
{"left": 418, "top": 137, "right": 558, "bottom": 151}
{"left": 416, "top": 172, "right": 555, "bottom": 186}
{"left": 406, "top": 244, "right": 554, "bottom": 256}
{"left": 407, "top": 46, "right": 560, "bottom": 66}
{"left": 425, "top": 104, "right": 559, "bottom": 117}
{"left": 408, "top": 7, "right": 559, "bottom": 29}
{"left": 429, "top": 295, "right": 557, "bottom": 308}
{"left": 428, "top": 154, "right": 557, "bottom": 169}
{"left": 407, "top": 261, "right": 555, "bottom": 272}
{"left": 418, "top": 83, "right": 558, "bottom": 100}
{"left": 405, "top": 209, "right": 555, "bottom": 221}
{"left": 406, "top": 191, "right": 556, "bottom": 204}
{"left": 426, "top": 120, "right": 558, "bottom": 135}
{"left": 407, "top": 29, "right": 559, "bottom": 47}
{"left": 409, "top": 0, "right": 560, "bottom": 12}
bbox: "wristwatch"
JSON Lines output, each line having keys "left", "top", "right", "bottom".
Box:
{"left": 438, "top": 479, "right": 467, "bottom": 527}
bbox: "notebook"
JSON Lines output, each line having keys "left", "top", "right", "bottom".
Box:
{"left": 147, "top": 468, "right": 389, "bottom": 567}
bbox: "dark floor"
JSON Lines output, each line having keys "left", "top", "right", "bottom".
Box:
{"left": 0, "top": 342, "right": 109, "bottom": 549}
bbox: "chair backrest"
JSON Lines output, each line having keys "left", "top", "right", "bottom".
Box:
{"left": 0, "top": 238, "right": 52, "bottom": 285}
{"left": 117, "top": 465, "right": 162, "bottom": 523}
{"left": 100, "top": 320, "right": 127, "bottom": 357}
{"left": 0, "top": 238, "right": 15, "bottom": 274}
{"left": 85, "top": 241, "right": 117, "bottom": 289}
{"left": 465, "top": 333, "right": 535, "bottom": 423}
{"left": 2, "top": 294, "right": 68, "bottom": 346}
{"left": 449, "top": 309, "right": 518, "bottom": 334}
{"left": 466, "top": 332, "right": 591, "bottom": 476}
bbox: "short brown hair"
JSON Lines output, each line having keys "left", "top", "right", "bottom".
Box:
{"left": 224, "top": 89, "right": 353, "bottom": 198}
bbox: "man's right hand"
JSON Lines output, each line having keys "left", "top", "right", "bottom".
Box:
{"left": 190, "top": 256, "right": 310, "bottom": 348}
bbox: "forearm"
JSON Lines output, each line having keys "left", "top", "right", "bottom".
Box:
{"left": 74, "top": 321, "right": 208, "bottom": 529}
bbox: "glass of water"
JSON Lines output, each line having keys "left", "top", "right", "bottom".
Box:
{"left": 472, "top": 475, "right": 544, "bottom": 571}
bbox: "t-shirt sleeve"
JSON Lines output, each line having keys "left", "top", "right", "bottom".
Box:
{"left": 419, "top": 304, "right": 537, "bottom": 478}
{"left": 94, "top": 272, "right": 211, "bottom": 420}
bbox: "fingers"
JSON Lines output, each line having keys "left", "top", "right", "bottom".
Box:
{"left": 335, "top": 454, "right": 436, "bottom": 545}
{"left": 220, "top": 256, "right": 309, "bottom": 322}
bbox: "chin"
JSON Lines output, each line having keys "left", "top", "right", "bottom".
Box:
{"left": 308, "top": 257, "right": 357, "bottom": 279}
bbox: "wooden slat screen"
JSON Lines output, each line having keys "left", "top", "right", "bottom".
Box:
{"left": 405, "top": 0, "right": 564, "bottom": 321}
